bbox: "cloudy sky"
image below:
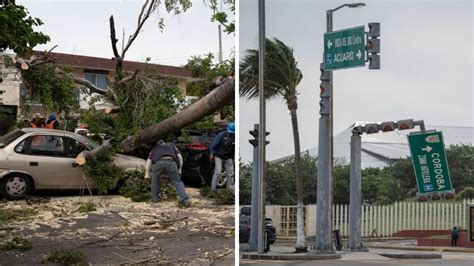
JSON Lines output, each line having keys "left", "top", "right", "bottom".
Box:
{"left": 239, "top": 0, "right": 473, "bottom": 162}
{"left": 19, "top": 0, "right": 234, "bottom": 66}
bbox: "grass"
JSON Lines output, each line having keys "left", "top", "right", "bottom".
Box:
{"left": 41, "top": 249, "right": 87, "bottom": 265}
{"left": 200, "top": 186, "right": 234, "bottom": 205}
{"left": 76, "top": 202, "right": 96, "bottom": 213}
{"left": 0, "top": 236, "right": 32, "bottom": 251}
{"left": 0, "top": 208, "right": 37, "bottom": 223}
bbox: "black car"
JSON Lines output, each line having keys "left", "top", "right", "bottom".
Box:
{"left": 175, "top": 129, "right": 229, "bottom": 188}
{"left": 239, "top": 207, "right": 276, "bottom": 244}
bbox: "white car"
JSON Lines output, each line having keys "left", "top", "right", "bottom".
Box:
{"left": 0, "top": 128, "right": 145, "bottom": 199}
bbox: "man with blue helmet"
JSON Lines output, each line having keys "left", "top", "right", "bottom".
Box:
{"left": 209, "top": 122, "right": 235, "bottom": 190}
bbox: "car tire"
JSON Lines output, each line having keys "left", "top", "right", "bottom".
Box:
{"left": 0, "top": 174, "right": 33, "bottom": 200}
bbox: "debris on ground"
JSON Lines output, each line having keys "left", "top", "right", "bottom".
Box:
{"left": 0, "top": 188, "right": 234, "bottom": 265}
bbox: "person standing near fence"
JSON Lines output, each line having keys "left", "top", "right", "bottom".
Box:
{"left": 451, "top": 225, "right": 459, "bottom": 246}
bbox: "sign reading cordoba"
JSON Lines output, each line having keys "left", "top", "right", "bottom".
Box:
{"left": 407, "top": 131, "right": 453, "bottom": 195}
{"left": 323, "top": 26, "right": 366, "bottom": 70}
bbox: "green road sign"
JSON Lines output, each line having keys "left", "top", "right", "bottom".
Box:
{"left": 407, "top": 131, "right": 452, "bottom": 194}
{"left": 324, "top": 26, "right": 366, "bottom": 70}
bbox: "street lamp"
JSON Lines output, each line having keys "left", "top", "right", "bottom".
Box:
{"left": 315, "top": 2, "right": 365, "bottom": 254}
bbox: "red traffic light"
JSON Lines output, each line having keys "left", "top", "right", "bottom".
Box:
{"left": 381, "top": 122, "right": 395, "bottom": 132}
{"left": 396, "top": 119, "right": 414, "bottom": 130}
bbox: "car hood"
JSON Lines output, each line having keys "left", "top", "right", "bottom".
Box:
{"left": 113, "top": 154, "right": 146, "bottom": 171}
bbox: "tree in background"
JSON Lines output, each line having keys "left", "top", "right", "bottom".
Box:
{"left": 240, "top": 37, "right": 306, "bottom": 251}
{"left": 0, "top": 0, "right": 50, "bottom": 56}
{"left": 241, "top": 144, "right": 474, "bottom": 206}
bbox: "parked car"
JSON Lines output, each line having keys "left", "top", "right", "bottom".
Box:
{"left": 174, "top": 129, "right": 230, "bottom": 188}
{"left": 239, "top": 207, "right": 276, "bottom": 244}
{"left": 0, "top": 128, "right": 145, "bottom": 199}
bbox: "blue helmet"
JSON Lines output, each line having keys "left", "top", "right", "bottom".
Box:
{"left": 227, "top": 122, "right": 235, "bottom": 134}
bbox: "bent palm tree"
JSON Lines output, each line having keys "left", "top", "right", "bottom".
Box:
{"left": 240, "top": 37, "right": 306, "bottom": 251}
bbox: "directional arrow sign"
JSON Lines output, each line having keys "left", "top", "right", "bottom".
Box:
{"left": 324, "top": 26, "right": 366, "bottom": 71}
{"left": 407, "top": 131, "right": 452, "bottom": 194}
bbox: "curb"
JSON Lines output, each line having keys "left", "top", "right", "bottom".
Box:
{"left": 379, "top": 253, "right": 442, "bottom": 259}
{"left": 241, "top": 253, "right": 341, "bottom": 261}
{"left": 369, "top": 245, "right": 474, "bottom": 253}
{"left": 369, "top": 245, "right": 437, "bottom": 251}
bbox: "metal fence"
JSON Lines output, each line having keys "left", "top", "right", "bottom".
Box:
{"left": 264, "top": 199, "right": 474, "bottom": 239}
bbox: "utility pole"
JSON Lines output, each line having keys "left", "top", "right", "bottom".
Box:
{"left": 257, "top": 0, "right": 266, "bottom": 255}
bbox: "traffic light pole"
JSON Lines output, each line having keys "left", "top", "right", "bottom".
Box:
{"left": 249, "top": 124, "right": 260, "bottom": 252}
{"left": 315, "top": 9, "right": 335, "bottom": 254}
{"left": 257, "top": 0, "right": 266, "bottom": 255}
{"left": 348, "top": 130, "right": 367, "bottom": 251}
{"left": 315, "top": 62, "right": 334, "bottom": 253}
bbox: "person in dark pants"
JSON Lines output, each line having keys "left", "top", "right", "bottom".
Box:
{"left": 451, "top": 226, "right": 459, "bottom": 246}
{"left": 145, "top": 140, "right": 191, "bottom": 206}
{"left": 210, "top": 122, "right": 235, "bottom": 191}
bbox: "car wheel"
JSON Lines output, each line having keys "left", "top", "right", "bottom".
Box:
{"left": 207, "top": 165, "right": 227, "bottom": 188}
{"left": 0, "top": 174, "right": 33, "bottom": 200}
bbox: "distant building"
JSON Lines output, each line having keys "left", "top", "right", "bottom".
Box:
{"left": 34, "top": 52, "right": 195, "bottom": 110}
{"left": 0, "top": 52, "right": 197, "bottom": 131}
{"left": 271, "top": 122, "right": 474, "bottom": 169}
{"left": 0, "top": 53, "right": 21, "bottom": 134}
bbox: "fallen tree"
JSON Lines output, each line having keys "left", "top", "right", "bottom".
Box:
{"left": 119, "top": 76, "right": 234, "bottom": 153}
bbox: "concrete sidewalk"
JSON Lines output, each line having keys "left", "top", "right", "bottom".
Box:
{"left": 239, "top": 239, "right": 472, "bottom": 261}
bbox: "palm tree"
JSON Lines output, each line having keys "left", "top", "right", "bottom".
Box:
{"left": 240, "top": 37, "right": 306, "bottom": 252}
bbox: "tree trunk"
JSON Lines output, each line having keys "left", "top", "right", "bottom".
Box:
{"left": 75, "top": 139, "right": 112, "bottom": 166}
{"left": 118, "top": 77, "right": 235, "bottom": 152}
{"left": 289, "top": 106, "right": 306, "bottom": 251}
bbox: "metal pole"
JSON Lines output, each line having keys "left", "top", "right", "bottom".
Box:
{"left": 257, "top": 0, "right": 266, "bottom": 254}
{"left": 218, "top": 24, "right": 223, "bottom": 63}
{"left": 315, "top": 10, "right": 334, "bottom": 254}
{"left": 348, "top": 132, "right": 367, "bottom": 251}
{"left": 249, "top": 124, "right": 259, "bottom": 251}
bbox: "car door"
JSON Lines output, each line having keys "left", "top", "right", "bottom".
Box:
{"left": 23, "top": 134, "right": 71, "bottom": 189}
{"left": 63, "top": 136, "right": 95, "bottom": 188}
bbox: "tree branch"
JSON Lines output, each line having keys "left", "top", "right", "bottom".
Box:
{"left": 109, "top": 15, "right": 120, "bottom": 59}
{"left": 118, "top": 69, "right": 140, "bottom": 84}
{"left": 119, "top": 77, "right": 235, "bottom": 152}
{"left": 121, "top": 0, "right": 155, "bottom": 59}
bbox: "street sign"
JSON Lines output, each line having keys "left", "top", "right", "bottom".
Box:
{"left": 324, "top": 26, "right": 366, "bottom": 70}
{"left": 407, "top": 131, "right": 453, "bottom": 195}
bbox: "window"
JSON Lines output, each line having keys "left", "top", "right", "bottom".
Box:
{"left": 29, "top": 135, "right": 65, "bottom": 157}
{"left": 14, "top": 140, "right": 26, "bottom": 154}
{"left": 0, "top": 129, "right": 25, "bottom": 148}
{"left": 84, "top": 72, "right": 108, "bottom": 90}
{"left": 64, "top": 137, "right": 90, "bottom": 157}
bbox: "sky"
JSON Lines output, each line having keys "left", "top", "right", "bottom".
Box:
{"left": 239, "top": 0, "right": 474, "bottom": 162}
{"left": 18, "top": 0, "right": 234, "bottom": 66}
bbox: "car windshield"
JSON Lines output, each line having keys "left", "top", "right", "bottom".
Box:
{"left": 0, "top": 130, "right": 25, "bottom": 148}
{"left": 78, "top": 135, "right": 100, "bottom": 149}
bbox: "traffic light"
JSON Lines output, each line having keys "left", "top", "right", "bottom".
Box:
{"left": 364, "top": 123, "right": 379, "bottom": 134}
{"left": 249, "top": 128, "right": 270, "bottom": 147}
{"left": 319, "top": 63, "right": 331, "bottom": 115}
{"left": 396, "top": 119, "right": 414, "bottom": 130}
{"left": 367, "top": 22, "right": 380, "bottom": 69}
{"left": 381, "top": 121, "right": 395, "bottom": 132}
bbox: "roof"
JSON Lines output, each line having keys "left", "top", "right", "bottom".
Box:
{"left": 271, "top": 123, "right": 474, "bottom": 169}
{"left": 35, "top": 51, "right": 193, "bottom": 79}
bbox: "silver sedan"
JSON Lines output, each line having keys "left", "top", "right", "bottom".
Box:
{"left": 0, "top": 128, "right": 145, "bottom": 199}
